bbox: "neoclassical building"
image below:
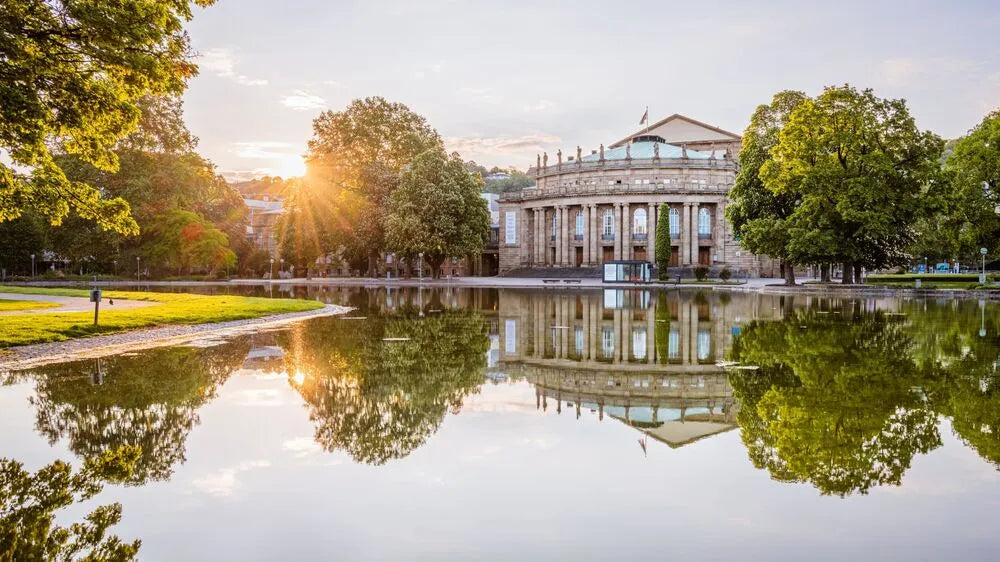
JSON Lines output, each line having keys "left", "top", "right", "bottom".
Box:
{"left": 498, "top": 114, "right": 771, "bottom": 275}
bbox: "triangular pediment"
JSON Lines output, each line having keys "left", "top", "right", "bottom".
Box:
{"left": 609, "top": 114, "right": 741, "bottom": 148}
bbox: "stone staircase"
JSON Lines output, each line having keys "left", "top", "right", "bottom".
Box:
{"left": 499, "top": 266, "right": 601, "bottom": 278}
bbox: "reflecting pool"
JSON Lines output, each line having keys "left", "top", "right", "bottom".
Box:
{"left": 3, "top": 287, "right": 1000, "bottom": 560}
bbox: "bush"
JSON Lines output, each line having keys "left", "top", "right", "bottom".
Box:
{"left": 719, "top": 267, "right": 732, "bottom": 281}
{"left": 694, "top": 266, "right": 709, "bottom": 281}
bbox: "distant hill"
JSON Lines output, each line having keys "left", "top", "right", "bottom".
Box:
{"left": 233, "top": 177, "right": 288, "bottom": 200}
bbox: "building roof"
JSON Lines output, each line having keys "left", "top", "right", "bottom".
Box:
{"left": 245, "top": 198, "right": 284, "bottom": 212}
{"left": 609, "top": 113, "right": 741, "bottom": 149}
{"left": 579, "top": 140, "right": 713, "bottom": 162}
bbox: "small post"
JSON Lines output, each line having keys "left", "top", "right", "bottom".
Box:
{"left": 90, "top": 276, "right": 102, "bottom": 326}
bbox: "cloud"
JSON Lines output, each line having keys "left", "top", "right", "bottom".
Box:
{"left": 192, "top": 460, "right": 271, "bottom": 497}
{"left": 878, "top": 56, "right": 977, "bottom": 87}
{"left": 199, "top": 48, "right": 268, "bottom": 86}
{"left": 445, "top": 133, "right": 562, "bottom": 156}
{"left": 281, "top": 90, "right": 327, "bottom": 111}
{"left": 231, "top": 141, "right": 299, "bottom": 160}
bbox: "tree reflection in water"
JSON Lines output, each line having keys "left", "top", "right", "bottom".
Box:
{"left": 729, "top": 298, "right": 1000, "bottom": 496}
{"left": 283, "top": 306, "right": 489, "bottom": 465}
{"left": 0, "top": 447, "right": 142, "bottom": 561}
{"left": 11, "top": 343, "right": 246, "bottom": 485}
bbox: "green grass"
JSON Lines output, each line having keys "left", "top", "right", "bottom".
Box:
{"left": 866, "top": 273, "right": 995, "bottom": 283}
{"left": 0, "top": 298, "right": 61, "bottom": 312}
{"left": 0, "top": 287, "right": 324, "bottom": 347}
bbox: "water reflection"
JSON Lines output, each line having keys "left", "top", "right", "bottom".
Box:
{"left": 3, "top": 287, "right": 1000, "bottom": 500}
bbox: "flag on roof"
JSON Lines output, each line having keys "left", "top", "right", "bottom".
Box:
{"left": 639, "top": 107, "right": 648, "bottom": 125}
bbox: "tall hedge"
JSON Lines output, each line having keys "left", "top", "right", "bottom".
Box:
{"left": 655, "top": 203, "right": 671, "bottom": 279}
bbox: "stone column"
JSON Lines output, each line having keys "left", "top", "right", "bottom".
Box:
{"left": 613, "top": 308, "right": 622, "bottom": 363}
{"left": 614, "top": 203, "right": 623, "bottom": 260}
{"left": 622, "top": 313, "right": 631, "bottom": 362}
{"left": 646, "top": 302, "right": 656, "bottom": 364}
{"left": 715, "top": 200, "right": 726, "bottom": 264}
{"left": 561, "top": 206, "right": 570, "bottom": 266}
{"left": 590, "top": 204, "right": 599, "bottom": 265}
{"left": 691, "top": 202, "right": 700, "bottom": 266}
{"left": 582, "top": 295, "right": 590, "bottom": 360}
{"left": 583, "top": 205, "right": 591, "bottom": 266}
{"left": 531, "top": 209, "right": 539, "bottom": 266}
{"left": 681, "top": 203, "right": 691, "bottom": 265}
{"left": 648, "top": 202, "right": 657, "bottom": 265}
{"left": 689, "top": 297, "right": 699, "bottom": 364}
{"left": 589, "top": 297, "right": 599, "bottom": 361}
{"left": 622, "top": 203, "right": 632, "bottom": 260}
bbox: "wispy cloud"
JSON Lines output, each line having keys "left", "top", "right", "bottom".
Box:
{"left": 522, "top": 99, "right": 554, "bottom": 112}
{"left": 192, "top": 460, "right": 271, "bottom": 497}
{"left": 445, "top": 133, "right": 561, "bottom": 156}
{"left": 281, "top": 90, "right": 327, "bottom": 111}
{"left": 231, "top": 141, "right": 299, "bottom": 159}
{"left": 199, "top": 47, "right": 268, "bottom": 86}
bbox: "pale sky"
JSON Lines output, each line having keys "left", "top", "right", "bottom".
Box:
{"left": 180, "top": 0, "right": 1000, "bottom": 180}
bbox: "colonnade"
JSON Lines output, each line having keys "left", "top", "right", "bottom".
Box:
{"left": 526, "top": 200, "right": 727, "bottom": 267}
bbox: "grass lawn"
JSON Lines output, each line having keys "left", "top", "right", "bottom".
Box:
{"left": 0, "top": 287, "right": 324, "bottom": 347}
{"left": 0, "top": 298, "right": 61, "bottom": 312}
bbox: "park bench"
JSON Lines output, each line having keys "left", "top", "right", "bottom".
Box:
{"left": 562, "top": 279, "right": 581, "bottom": 284}
{"left": 542, "top": 279, "right": 561, "bottom": 285}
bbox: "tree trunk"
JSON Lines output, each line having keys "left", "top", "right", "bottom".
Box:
{"left": 842, "top": 262, "right": 854, "bottom": 284}
{"left": 821, "top": 263, "right": 831, "bottom": 283}
{"left": 853, "top": 263, "right": 863, "bottom": 284}
{"left": 782, "top": 260, "right": 796, "bottom": 285}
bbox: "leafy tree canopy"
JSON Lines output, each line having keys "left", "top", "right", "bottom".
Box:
{"left": 0, "top": 0, "right": 215, "bottom": 235}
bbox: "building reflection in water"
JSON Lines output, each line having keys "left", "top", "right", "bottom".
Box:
{"left": 495, "top": 288, "right": 784, "bottom": 448}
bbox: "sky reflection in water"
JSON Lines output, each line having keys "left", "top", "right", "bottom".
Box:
{"left": 2, "top": 287, "right": 1000, "bottom": 561}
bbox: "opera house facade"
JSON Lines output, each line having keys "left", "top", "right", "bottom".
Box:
{"left": 498, "top": 114, "right": 774, "bottom": 276}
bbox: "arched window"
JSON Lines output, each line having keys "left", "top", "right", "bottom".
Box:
{"left": 602, "top": 209, "right": 615, "bottom": 236}
{"left": 668, "top": 207, "right": 680, "bottom": 237}
{"left": 698, "top": 208, "right": 712, "bottom": 236}
{"left": 633, "top": 208, "right": 647, "bottom": 236}
{"left": 575, "top": 211, "right": 584, "bottom": 238}
{"left": 551, "top": 213, "right": 558, "bottom": 240}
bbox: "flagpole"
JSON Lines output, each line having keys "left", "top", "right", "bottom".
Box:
{"left": 645, "top": 105, "right": 649, "bottom": 135}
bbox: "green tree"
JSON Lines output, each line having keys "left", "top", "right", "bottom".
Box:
{"left": 654, "top": 203, "right": 671, "bottom": 279}
{"left": 0, "top": 447, "right": 142, "bottom": 561}
{"left": 143, "top": 209, "right": 236, "bottom": 276}
{"left": 0, "top": 214, "right": 46, "bottom": 276}
{"left": 762, "top": 85, "right": 944, "bottom": 282}
{"left": 920, "top": 109, "right": 1000, "bottom": 264}
{"left": 0, "top": 0, "right": 215, "bottom": 235}
{"left": 284, "top": 306, "right": 488, "bottom": 465}
{"left": 306, "top": 97, "right": 443, "bottom": 275}
{"left": 21, "top": 343, "right": 243, "bottom": 485}
{"left": 727, "top": 90, "right": 808, "bottom": 285}
{"left": 728, "top": 308, "right": 941, "bottom": 496}
{"left": 385, "top": 150, "right": 490, "bottom": 279}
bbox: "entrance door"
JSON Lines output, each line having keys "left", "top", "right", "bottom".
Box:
{"left": 698, "top": 247, "right": 711, "bottom": 265}
{"left": 634, "top": 246, "right": 647, "bottom": 261}
{"left": 602, "top": 246, "right": 614, "bottom": 263}
{"left": 669, "top": 247, "right": 679, "bottom": 266}
{"left": 575, "top": 247, "right": 583, "bottom": 266}
{"left": 550, "top": 247, "right": 556, "bottom": 265}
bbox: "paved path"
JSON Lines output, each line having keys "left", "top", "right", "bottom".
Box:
{"left": 0, "top": 292, "right": 154, "bottom": 315}
{"left": 0, "top": 304, "right": 351, "bottom": 369}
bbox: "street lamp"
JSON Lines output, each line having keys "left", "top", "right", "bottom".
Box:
{"left": 981, "top": 247, "right": 988, "bottom": 284}
{"left": 269, "top": 258, "right": 275, "bottom": 280}
{"left": 113, "top": 259, "right": 118, "bottom": 277}
{"left": 418, "top": 252, "right": 424, "bottom": 282}
{"left": 30, "top": 253, "right": 35, "bottom": 279}
{"left": 136, "top": 256, "right": 140, "bottom": 284}
{"left": 923, "top": 256, "right": 927, "bottom": 274}
{"left": 280, "top": 258, "right": 285, "bottom": 276}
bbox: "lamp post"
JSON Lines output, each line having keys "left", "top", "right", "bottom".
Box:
{"left": 269, "top": 258, "right": 274, "bottom": 280}
{"left": 923, "top": 256, "right": 927, "bottom": 274}
{"left": 981, "top": 247, "right": 988, "bottom": 285}
{"left": 113, "top": 259, "right": 118, "bottom": 277}
{"left": 418, "top": 252, "right": 424, "bottom": 283}
{"left": 30, "top": 254, "right": 35, "bottom": 279}
{"left": 280, "top": 258, "right": 285, "bottom": 276}
{"left": 136, "top": 256, "right": 140, "bottom": 284}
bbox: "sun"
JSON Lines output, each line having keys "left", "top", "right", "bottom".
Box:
{"left": 274, "top": 153, "right": 306, "bottom": 178}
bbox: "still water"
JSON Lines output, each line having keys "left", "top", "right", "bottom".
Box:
{"left": 3, "top": 287, "right": 1000, "bottom": 561}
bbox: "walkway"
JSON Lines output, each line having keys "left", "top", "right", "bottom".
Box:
{"left": 0, "top": 292, "right": 154, "bottom": 315}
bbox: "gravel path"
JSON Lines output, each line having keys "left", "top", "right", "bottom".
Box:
{"left": 0, "top": 304, "right": 352, "bottom": 370}
{"left": 0, "top": 292, "right": 154, "bottom": 315}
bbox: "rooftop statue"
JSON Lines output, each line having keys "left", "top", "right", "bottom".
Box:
{"left": 599, "top": 144, "right": 605, "bottom": 160}
{"left": 537, "top": 154, "right": 541, "bottom": 169}
{"left": 625, "top": 143, "right": 631, "bottom": 159}
{"left": 576, "top": 145, "right": 582, "bottom": 162}
{"left": 543, "top": 152, "right": 548, "bottom": 167}
{"left": 681, "top": 144, "right": 688, "bottom": 158}
{"left": 557, "top": 149, "right": 562, "bottom": 165}
{"left": 653, "top": 142, "right": 660, "bottom": 159}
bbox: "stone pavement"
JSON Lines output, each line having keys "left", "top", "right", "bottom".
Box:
{"left": 0, "top": 291, "right": 154, "bottom": 315}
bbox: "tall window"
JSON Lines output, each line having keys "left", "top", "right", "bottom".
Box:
{"left": 698, "top": 208, "right": 712, "bottom": 236}
{"left": 602, "top": 209, "right": 615, "bottom": 236}
{"left": 668, "top": 327, "right": 680, "bottom": 359}
{"left": 632, "top": 327, "right": 647, "bottom": 360}
{"left": 551, "top": 213, "right": 558, "bottom": 240}
{"left": 633, "top": 208, "right": 647, "bottom": 235}
{"left": 575, "top": 326, "right": 584, "bottom": 355}
{"left": 697, "top": 328, "right": 711, "bottom": 360}
{"left": 602, "top": 327, "right": 615, "bottom": 358}
{"left": 575, "top": 211, "right": 584, "bottom": 238}
{"left": 669, "top": 207, "right": 680, "bottom": 237}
